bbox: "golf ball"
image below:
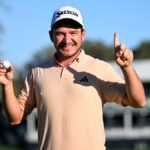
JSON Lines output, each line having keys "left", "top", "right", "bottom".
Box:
{"left": 3, "top": 60, "right": 10, "bottom": 69}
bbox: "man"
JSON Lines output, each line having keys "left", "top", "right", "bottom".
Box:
{"left": 0, "top": 5, "right": 146, "bottom": 150}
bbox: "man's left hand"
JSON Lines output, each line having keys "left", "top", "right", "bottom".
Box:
{"left": 114, "top": 32, "right": 133, "bottom": 68}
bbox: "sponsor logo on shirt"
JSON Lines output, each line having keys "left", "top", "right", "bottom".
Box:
{"left": 80, "top": 76, "right": 88, "bottom": 82}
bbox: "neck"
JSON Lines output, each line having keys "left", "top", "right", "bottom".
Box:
{"left": 55, "top": 50, "right": 81, "bottom": 67}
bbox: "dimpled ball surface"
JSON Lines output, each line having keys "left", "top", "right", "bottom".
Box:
{"left": 3, "top": 60, "right": 10, "bottom": 69}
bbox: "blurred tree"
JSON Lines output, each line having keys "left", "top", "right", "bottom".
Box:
{"left": 24, "top": 46, "right": 55, "bottom": 71}
{"left": 134, "top": 41, "right": 150, "bottom": 59}
{"left": 82, "top": 40, "right": 114, "bottom": 61}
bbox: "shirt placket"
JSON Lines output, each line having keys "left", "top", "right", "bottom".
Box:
{"left": 60, "top": 67, "right": 68, "bottom": 80}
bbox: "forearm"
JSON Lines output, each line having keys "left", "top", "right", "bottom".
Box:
{"left": 121, "top": 65, "right": 146, "bottom": 107}
{"left": 2, "top": 81, "right": 24, "bottom": 125}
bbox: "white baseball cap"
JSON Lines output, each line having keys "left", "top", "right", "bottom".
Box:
{"left": 51, "top": 6, "right": 84, "bottom": 29}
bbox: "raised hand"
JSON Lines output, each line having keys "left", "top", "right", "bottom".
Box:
{"left": 114, "top": 32, "right": 133, "bottom": 68}
{"left": 0, "top": 60, "right": 14, "bottom": 85}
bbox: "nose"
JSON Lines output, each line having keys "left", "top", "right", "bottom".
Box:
{"left": 63, "top": 33, "right": 72, "bottom": 44}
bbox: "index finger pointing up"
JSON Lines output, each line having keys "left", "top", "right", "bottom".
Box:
{"left": 114, "top": 32, "right": 120, "bottom": 48}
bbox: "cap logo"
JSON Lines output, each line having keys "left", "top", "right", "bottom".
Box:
{"left": 56, "top": 10, "right": 79, "bottom": 18}
{"left": 51, "top": 6, "right": 84, "bottom": 29}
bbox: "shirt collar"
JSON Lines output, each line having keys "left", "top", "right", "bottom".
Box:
{"left": 53, "top": 49, "right": 85, "bottom": 67}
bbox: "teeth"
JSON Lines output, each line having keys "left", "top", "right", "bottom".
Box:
{"left": 66, "top": 45, "right": 72, "bottom": 48}
{"left": 65, "top": 45, "right": 73, "bottom": 48}
{"left": 62, "top": 46, "right": 73, "bottom": 49}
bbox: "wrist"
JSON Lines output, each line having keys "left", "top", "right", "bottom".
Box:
{"left": 3, "top": 80, "right": 13, "bottom": 90}
{"left": 120, "top": 64, "right": 134, "bottom": 73}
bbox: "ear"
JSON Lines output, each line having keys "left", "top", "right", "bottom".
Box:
{"left": 49, "top": 30, "right": 54, "bottom": 42}
{"left": 81, "top": 29, "right": 86, "bottom": 42}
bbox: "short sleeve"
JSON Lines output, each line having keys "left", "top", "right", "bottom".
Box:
{"left": 18, "top": 70, "right": 36, "bottom": 114}
{"left": 96, "top": 60, "right": 126, "bottom": 105}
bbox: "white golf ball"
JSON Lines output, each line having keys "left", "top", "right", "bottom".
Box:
{"left": 3, "top": 60, "right": 10, "bottom": 69}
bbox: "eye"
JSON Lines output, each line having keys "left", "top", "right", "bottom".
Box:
{"left": 55, "top": 31, "right": 63, "bottom": 36}
{"left": 70, "top": 31, "right": 78, "bottom": 36}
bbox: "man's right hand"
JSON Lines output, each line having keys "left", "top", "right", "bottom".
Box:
{"left": 0, "top": 61, "right": 14, "bottom": 86}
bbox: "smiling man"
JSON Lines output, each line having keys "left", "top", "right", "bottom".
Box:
{"left": 0, "top": 5, "right": 146, "bottom": 150}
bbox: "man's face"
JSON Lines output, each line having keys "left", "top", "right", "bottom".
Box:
{"left": 50, "top": 21, "right": 85, "bottom": 60}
